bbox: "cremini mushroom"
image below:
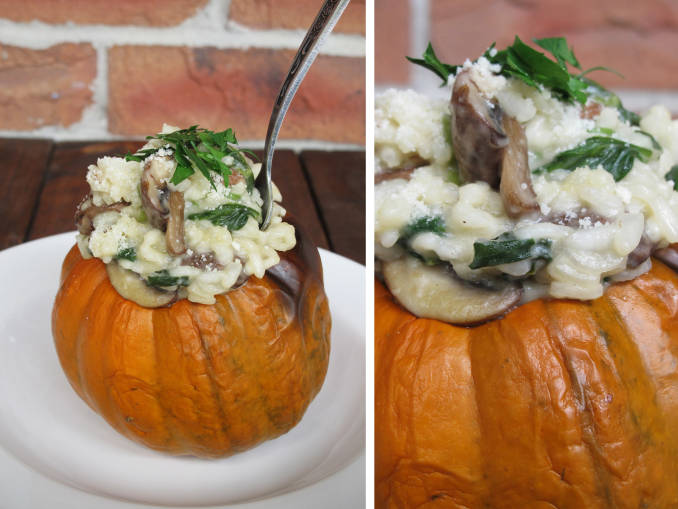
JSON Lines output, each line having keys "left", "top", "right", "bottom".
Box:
{"left": 382, "top": 257, "right": 522, "bottom": 325}
{"left": 75, "top": 196, "right": 129, "bottom": 235}
{"left": 166, "top": 190, "right": 186, "bottom": 255}
{"left": 106, "top": 261, "right": 178, "bottom": 308}
{"left": 140, "top": 156, "right": 175, "bottom": 230}
{"left": 654, "top": 243, "right": 678, "bottom": 271}
{"left": 499, "top": 115, "right": 538, "bottom": 217}
{"left": 451, "top": 69, "right": 507, "bottom": 188}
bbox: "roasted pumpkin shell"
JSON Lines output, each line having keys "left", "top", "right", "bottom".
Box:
{"left": 52, "top": 229, "right": 331, "bottom": 458}
{"left": 375, "top": 259, "right": 678, "bottom": 508}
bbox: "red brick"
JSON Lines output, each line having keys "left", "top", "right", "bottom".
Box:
{"left": 430, "top": 0, "right": 678, "bottom": 89}
{"left": 0, "top": 0, "right": 208, "bottom": 26}
{"left": 375, "top": 0, "right": 410, "bottom": 84}
{"left": 0, "top": 43, "right": 96, "bottom": 130}
{"left": 108, "top": 46, "right": 365, "bottom": 144}
{"left": 229, "top": 0, "right": 365, "bottom": 34}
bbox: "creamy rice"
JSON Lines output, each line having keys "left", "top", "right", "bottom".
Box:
{"left": 376, "top": 59, "right": 678, "bottom": 303}
{"left": 78, "top": 125, "right": 296, "bottom": 305}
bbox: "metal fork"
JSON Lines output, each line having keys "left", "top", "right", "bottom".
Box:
{"left": 255, "top": 0, "right": 351, "bottom": 229}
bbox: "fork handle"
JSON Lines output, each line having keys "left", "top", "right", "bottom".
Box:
{"left": 257, "top": 0, "right": 351, "bottom": 228}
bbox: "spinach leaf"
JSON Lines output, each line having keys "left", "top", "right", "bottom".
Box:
{"left": 401, "top": 216, "right": 446, "bottom": 239}
{"left": 188, "top": 203, "right": 259, "bottom": 230}
{"left": 146, "top": 270, "right": 189, "bottom": 288}
{"left": 114, "top": 247, "right": 136, "bottom": 262}
{"left": 665, "top": 165, "right": 678, "bottom": 191}
{"left": 470, "top": 233, "right": 552, "bottom": 269}
{"left": 398, "top": 215, "right": 446, "bottom": 265}
{"left": 535, "top": 136, "right": 652, "bottom": 181}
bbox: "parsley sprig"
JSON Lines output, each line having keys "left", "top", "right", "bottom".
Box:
{"left": 125, "top": 126, "right": 257, "bottom": 192}
{"left": 407, "top": 36, "right": 639, "bottom": 125}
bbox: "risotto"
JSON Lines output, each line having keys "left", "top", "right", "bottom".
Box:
{"left": 375, "top": 37, "right": 678, "bottom": 324}
{"left": 77, "top": 125, "right": 295, "bottom": 306}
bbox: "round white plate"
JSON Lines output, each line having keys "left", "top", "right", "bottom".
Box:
{"left": 0, "top": 233, "right": 365, "bottom": 508}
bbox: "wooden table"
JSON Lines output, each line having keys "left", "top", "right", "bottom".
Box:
{"left": 0, "top": 139, "right": 365, "bottom": 265}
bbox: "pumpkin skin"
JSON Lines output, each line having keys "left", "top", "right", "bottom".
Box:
{"left": 375, "top": 259, "right": 678, "bottom": 508}
{"left": 52, "top": 229, "right": 330, "bottom": 458}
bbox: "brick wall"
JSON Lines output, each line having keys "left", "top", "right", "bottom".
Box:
{"left": 0, "top": 0, "right": 366, "bottom": 147}
{"left": 376, "top": 0, "right": 678, "bottom": 114}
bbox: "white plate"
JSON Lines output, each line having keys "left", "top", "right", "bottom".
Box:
{"left": 0, "top": 233, "right": 365, "bottom": 508}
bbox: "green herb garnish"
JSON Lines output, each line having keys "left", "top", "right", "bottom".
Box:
{"left": 146, "top": 270, "right": 189, "bottom": 288}
{"left": 407, "top": 36, "right": 639, "bottom": 124}
{"left": 188, "top": 203, "right": 259, "bottom": 230}
{"left": 124, "top": 126, "right": 256, "bottom": 192}
{"left": 401, "top": 216, "right": 446, "bottom": 239}
{"left": 470, "top": 233, "right": 552, "bottom": 269}
{"left": 115, "top": 247, "right": 136, "bottom": 262}
{"left": 535, "top": 136, "right": 652, "bottom": 181}
{"left": 665, "top": 165, "right": 678, "bottom": 191}
{"left": 397, "top": 216, "right": 446, "bottom": 265}
{"left": 406, "top": 43, "right": 459, "bottom": 86}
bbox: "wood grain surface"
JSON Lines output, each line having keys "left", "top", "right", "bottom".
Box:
{"left": 0, "top": 139, "right": 365, "bottom": 264}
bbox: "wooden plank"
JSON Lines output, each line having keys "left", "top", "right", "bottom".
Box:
{"left": 0, "top": 138, "right": 53, "bottom": 250}
{"left": 28, "top": 141, "right": 140, "bottom": 241}
{"left": 300, "top": 151, "right": 365, "bottom": 265}
{"left": 251, "top": 149, "right": 330, "bottom": 251}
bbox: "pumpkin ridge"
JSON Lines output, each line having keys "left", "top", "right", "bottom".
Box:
{"left": 53, "top": 254, "right": 106, "bottom": 399}
{"left": 102, "top": 301, "right": 139, "bottom": 437}
{"left": 149, "top": 306, "right": 192, "bottom": 453}
{"left": 541, "top": 300, "right": 617, "bottom": 508}
{"left": 595, "top": 294, "right": 678, "bottom": 507}
{"left": 186, "top": 303, "right": 232, "bottom": 454}
{"left": 75, "top": 274, "right": 117, "bottom": 415}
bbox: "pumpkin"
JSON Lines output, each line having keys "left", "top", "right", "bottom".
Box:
{"left": 52, "top": 229, "right": 330, "bottom": 458}
{"left": 375, "top": 259, "right": 678, "bottom": 508}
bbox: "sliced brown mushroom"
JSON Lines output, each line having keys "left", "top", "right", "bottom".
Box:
{"left": 141, "top": 156, "right": 175, "bottom": 230}
{"left": 499, "top": 115, "right": 538, "bottom": 217}
{"left": 548, "top": 209, "right": 608, "bottom": 228}
{"left": 166, "top": 191, "right": 186, "bottom": 255}
{"left": 451, "top": 69, "right": 537, "bottom": 217}
{"left": 181, "top": 251, "right": 223, "bottom": 271}
{"left": 75, "top": 196, "right": 129, "bottom": 235}
{"left": 106, "top": 261, "right": 177, "bottom": 308}
{"left": 627, "top": 234, "right": 656, "bottom": 269}
{"left": 374, "top": 168, "right": 416, "bottom": 185}
{"left": 382, "top": 257, "right": 522, "bottom": 325}
{"left": 451, "top": 69, "right": 508, "bottom": 188}
{"left": 653, "top": 243, "right": 678, "bottom": 271}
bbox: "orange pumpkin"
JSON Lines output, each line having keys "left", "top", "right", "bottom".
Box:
{"left": 52, "top": 231, "right": 330, "bottom": 458}
{"left": 375, "top": 259, "right": 678, "bottom": 508}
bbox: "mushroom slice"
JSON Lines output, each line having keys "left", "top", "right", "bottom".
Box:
{"left": 654, "top": 243, "right": 678, "bottom": 271}
{"left": 141, "top": 156, "right": 176, "bottom": 230}
{"left": 627, "top": 234, "right": 656, "bottom": 269}
{"left": 383, "top": 257, "right": 522, "bottom": 325}
{"left": 106, "top": 261, "right": 176, "bottom": 308}
{"left": 451, "top": 69, "right": 508, "bottom": 188}
{"left": 166, "top": 191, "right": 186, "bottom": 255}
{"left": 499, "top": 115, "right": 538, "bottom": 217}
{"left": 374, "top": 167, "right": 416, "bottom": 185}
{"left": 75, "top": 197, "right": 129, "bottom": 235}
